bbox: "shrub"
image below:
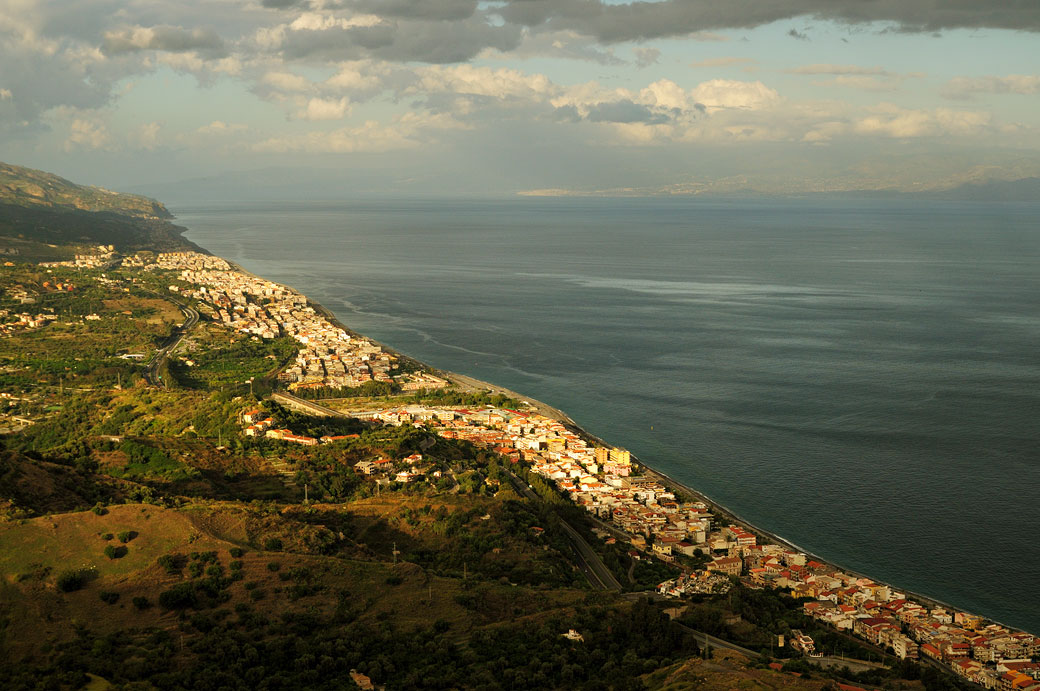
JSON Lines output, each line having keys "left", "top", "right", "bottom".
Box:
{"left": 99, "top": 591, "right": 120, "bottom": 605}
{"left": 157, "top": 554, "right": 183, "bottom": 575}
{"left": 103, "top": 545, "right": 127, "bottom": 559}
{"left": 229, "top": 560, "right": 243, "bottom": 572}
{"left": 56, "top": 569, "right": 94, "bottom": 592}
{"left": 117, "top": 531, "right": 136, "bottom": 544}
{"left": 100, "top": 533, "right": 114, "bottom": 541}
{"left": 263, "top": 538, "right": 283, "bottom": 551}
{"left": 229, "top": 547, "right": 245, "bottom": 558}
{"left": 159, "top": 582, "right": 197, "bottom": 610}
{"left": 187, "top": 562, "right": 203, "bottom": 578}
{"left": 266, "top": 561, "right": 280, "bottom": 572}
{"left": 91, "top": 503, "right": 108, "bottom": 516}
{"left": 385, "top": 575, "right": 403, "bottom": 586}
{"left": 132, "top": 596, "right": 151, "bottom": 610}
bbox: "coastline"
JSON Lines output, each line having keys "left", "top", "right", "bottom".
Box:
{"left": 195, "top": 245, "right": 1033, "bottom": 637}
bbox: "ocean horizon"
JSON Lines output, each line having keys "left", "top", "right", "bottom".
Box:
{"left": 173, "top": 196, "right": 1040, "bottom": 635}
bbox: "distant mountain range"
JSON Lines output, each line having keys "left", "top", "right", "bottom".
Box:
{"left": 912, "top": 176, "right": 1040, "bottom": 202}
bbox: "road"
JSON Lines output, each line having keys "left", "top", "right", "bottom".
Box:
{"left": 145, "top": 305, "right": 199, "bottom": 386}
{"left": 503, "top": 470, "right": 622, "bottom": 592}
{"left": 269, "top": 390, "right": 348, "bottom": 417}
{"left": 672, "top": 621, "right": 761, "bottom": 658}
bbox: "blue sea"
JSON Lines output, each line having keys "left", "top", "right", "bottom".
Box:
{"left": 172, "top": 197, "right": 1040, "bottom": 635}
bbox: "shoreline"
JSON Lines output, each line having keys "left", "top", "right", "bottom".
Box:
{"left": 196, "top": 243, "right": 1033, "bottom": 637}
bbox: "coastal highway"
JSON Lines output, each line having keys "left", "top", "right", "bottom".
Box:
{"left": 673, "top": 622, "right": 761, "bottom": 659}
{"left": 268, "top": 391, "right": 392, "bottom": 422}
{"left": 503, "top": 470, "right": 622, "bottom": 592}
{"left": 145, "top": 305, "right": 199, "bottom": 387}
{"left": 270, "top": 390, "right": 348, "bottom": 418}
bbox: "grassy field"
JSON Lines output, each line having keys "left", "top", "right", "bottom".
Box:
{"left": 168, "top": 323, "right": 297, "bottom": 391}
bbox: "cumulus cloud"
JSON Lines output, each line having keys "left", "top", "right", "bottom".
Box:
{"left": 64, "top": 117, "right": 112, "bottom": 151}
{"left": 941, "top": 75, "right": 1040, "bottom": 100}
{"left": 262, "top": 71, "right": 312, "bottom": 92}
{"left": 101, "top": 25, "right": 226, "bottom": 57}
{"left": 586, "top": 99, "right": 669, "bottom": 124}
{"left": 196, "top": 120, "right": 248, "bottom": 135}
{"left": 852, "top": 103, "right": 991, "bottom": 138}
{"left": 295, "top": 96, "right": 351, "bottom": 120}
{"left": 690, "top": 79, "right": 780, "bottom": 113}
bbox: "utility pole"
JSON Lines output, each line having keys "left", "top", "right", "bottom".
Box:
{"left": 392, "top": 542, "right": 399, "bottom": 565}
{"left": 304, "top": 483, "right": 309, "bottom": 504}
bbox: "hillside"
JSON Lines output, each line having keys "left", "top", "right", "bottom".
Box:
{"left": 0, "top": 162, "right": 201, "bottom": 257}
{"left": 0, "top": 162, "right": 172, "bottom": 219}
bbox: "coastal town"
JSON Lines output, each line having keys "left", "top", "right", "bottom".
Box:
{"left": 29, "top": 248, "right": 1036, "bottom": 690}
{"left": 146, "top": 251, "right": 441, "bottom": 392}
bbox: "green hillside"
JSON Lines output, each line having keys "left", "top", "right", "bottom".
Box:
{"left": 0, "top": 162, "right": 200, "bottom": 256}
{"left": 0, "top": 162, "right": 171, "bottom": 219}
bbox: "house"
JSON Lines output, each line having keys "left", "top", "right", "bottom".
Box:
{"left": 708, "top": 556, "right": 742, "bottom": 576}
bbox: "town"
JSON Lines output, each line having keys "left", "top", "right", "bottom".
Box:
{"left": 65, "top": 250, "right": 1040, "bottom": 690}
{"left": 148, "top": 251, "right": 442, "bottom": 392}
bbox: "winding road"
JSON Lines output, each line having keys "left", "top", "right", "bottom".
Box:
{"left": 145, "top": 305, "right": 199, "bottom": 387}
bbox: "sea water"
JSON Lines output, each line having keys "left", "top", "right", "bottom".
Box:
{"left": 173, "top": 197, "right": 1040, "bottom": 634}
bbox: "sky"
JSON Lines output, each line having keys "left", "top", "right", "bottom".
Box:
{"left": 1, "top": 0, "right": 1039, "bottom": 197}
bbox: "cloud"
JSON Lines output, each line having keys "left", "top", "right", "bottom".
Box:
{"left": 295, "top": 96, "right": 351, "bottom": 120}
{"left": 788, "top": 64, "right": 924, "bottom": 92}
{"left": 634, "top": 47, "right": 660, "bottom": 68}
{"left": 0, "top": 89, "right": 11, "bottom": 100}
{"left": 131, "top": 121, "right": 161, "bottom": 150}
{"left": 942, "top": 74, "right": 1040, "bottom": 100}
{"left": 252, "top": 111, "right": 468, "bottom": 153}
{"left": 497, "top": 1, "right": 1040, "bottom": 44}
{"left": 690, "top": 57, "right": 756, "bottom": 68}
{"left": 690, "top": 79, "right": 780, "bottom": 113}
{"left": 64, "top": 117, "right": 111, "bottom": 151}
{"left": 271, "top": 11, "right": 523, "bottom": 64}
{"left": 346, "top": 0, "right": 479, "bottom": 22}
{"left": 101, "top": 25, "right": 226, "bottom": 57}
{"left": 586, "top": 99, "right": 669, "bottom": 124}
{"left": 788, "top": 64, "right": 890, "bottom": 76}
{"left": 412, "top": 65, "right": 554, "bottom": 102}
{"left": 853, "top": 103, "right": 991, "bottom": 138}
{"left": 262, "top": 71, "right": 312, "bottom": 92}
{"left": 196, "top": 120, "right": 248, "bottom": 135}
